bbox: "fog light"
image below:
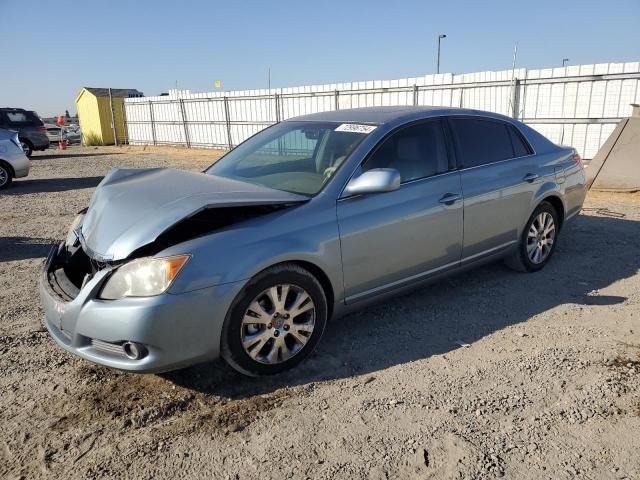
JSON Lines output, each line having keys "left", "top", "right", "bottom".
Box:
{"left": 122, "top": 341, "right": 146, "bottom": 360}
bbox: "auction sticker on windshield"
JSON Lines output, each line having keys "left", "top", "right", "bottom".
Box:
{"left": 335, "top": 123, "right": 377, "bottom": 134}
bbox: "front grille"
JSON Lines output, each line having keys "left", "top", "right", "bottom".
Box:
{"left": 91, "top": 339, "right": 126, "bottom": 357}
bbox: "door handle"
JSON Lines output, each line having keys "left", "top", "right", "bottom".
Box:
{"left": 438, "top": 193, "right": 461, "bottom": 205}
{"left": 523, "top": 173, "right": 539, "bottom": 183}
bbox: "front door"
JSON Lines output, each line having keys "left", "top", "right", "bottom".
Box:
{"left": 337, "top": 119, "right": 463, "bottom": 302}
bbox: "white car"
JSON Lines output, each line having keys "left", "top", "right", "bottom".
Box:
{"left": 45, "top": 125, "right": 64, "bottom": 143}
{"left": 0, "top": 128, "right": 30, "bottom": 190}
{"left": 45, "top": 125, "right": 81, "bottom": 145}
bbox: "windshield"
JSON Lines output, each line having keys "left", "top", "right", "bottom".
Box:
{"left": 206, "top": 121, "right": 373, "bottom": 195}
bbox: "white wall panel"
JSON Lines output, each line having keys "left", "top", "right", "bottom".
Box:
{"left": 124, "top": 62, "right": 640, "bottom": 158}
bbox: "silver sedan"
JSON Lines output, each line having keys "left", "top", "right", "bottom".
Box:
{"left": 0, "top": 128, "right": 30, "bottom": 190}
{"left": 40, "top": 107, "right": 587, "bottom": 376}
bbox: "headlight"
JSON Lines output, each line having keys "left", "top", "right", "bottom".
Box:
{"left": 99, "top": 255, "right": 190, "bottom": 300}
{"left": 65, "top": 213, "right": 84, "bottom": 247}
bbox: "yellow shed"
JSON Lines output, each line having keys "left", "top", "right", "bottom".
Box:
{"left": 75, "top": 87, "right": 143, "bottom": 145}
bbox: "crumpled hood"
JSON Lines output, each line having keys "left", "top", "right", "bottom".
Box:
{"left": 80, "top": 168, "right": 308, "bottom": 261}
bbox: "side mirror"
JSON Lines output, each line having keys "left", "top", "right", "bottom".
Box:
{"left": 343, "top": 168, "right": 401, "bottom": 197}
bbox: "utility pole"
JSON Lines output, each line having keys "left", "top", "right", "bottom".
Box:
{"left": 436, "top": 34, "right": 447, "bottom": 74}
{"left": 509, "top": 42, "right": 519, "bottom": 118}
{"left": 108, "top": 88, "right": 118, "bottom": 146}
{"left": 268, "top": 67, "right": 272, "bottom": 122}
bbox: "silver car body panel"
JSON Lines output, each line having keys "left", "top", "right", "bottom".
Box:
{"left": 40, "top": 107, "right": 588, "bottom": 372}
{"left": 40, "top": 244, "right": 246, "bottom": 372}
{"left": 0, "top": 128, "right": 30, "bottom": 177}
{"left": 338, "top": 169, "right": 463, "bottom": 301}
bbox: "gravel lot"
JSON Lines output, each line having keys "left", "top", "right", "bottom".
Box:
{"left": 1, "top": 146, "right": 639, "bottom": 479}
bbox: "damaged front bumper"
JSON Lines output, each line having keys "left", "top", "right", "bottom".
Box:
{"left": 40, "top": 243, "right": 244, "bottom": 373}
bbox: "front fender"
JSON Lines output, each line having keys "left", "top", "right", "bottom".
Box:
{"left": 162, "top": 205, "right": 342, "bottom": 299}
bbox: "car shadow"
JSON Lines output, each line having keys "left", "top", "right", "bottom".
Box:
{"left": 5, "top": 176, "right": 103, "bottom": 195}
{"left": 164, "top": 212, "right": 638, "bottom": 398}
{"left": 0, "top": 237, "right": 55, "bottom": 262}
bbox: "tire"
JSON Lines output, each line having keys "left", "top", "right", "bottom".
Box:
{"left": 221, "top": 263, "right": 328, "bottom": 376}
{"left": 506, "top": 201, "right": 559, "bottom": 273}
{"left": 20, "top": 139, "right": 33, "bottom": 157}
{"left": 0, "top": 163, "right": 13, "bottom": 190}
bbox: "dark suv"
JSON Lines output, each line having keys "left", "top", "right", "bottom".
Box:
{"left": 0, "top": 108, "right": 50, "bottom": 157}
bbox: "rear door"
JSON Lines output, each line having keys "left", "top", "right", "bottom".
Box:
{"left": 337, "top": 119, "right": 463, "bottom": 301}
{"left": 449, "top": 117, "right": 539, "bottom": 262}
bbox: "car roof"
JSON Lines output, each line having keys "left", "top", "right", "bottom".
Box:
{"left": 285, "top": 106, "right": 514, "bottom": 125}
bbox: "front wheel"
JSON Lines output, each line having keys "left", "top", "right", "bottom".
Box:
{"left": 221, "top": 263, "right": 327, "bottom": 376}
{"left": 506, "top": 201, "right": 559, "bottom": 272}
{"left": 0, "top": 163, "right": 13, "bottom": 190}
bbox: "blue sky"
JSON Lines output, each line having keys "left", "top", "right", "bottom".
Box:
{"left": 1, "top": 0, "right": 638, "bottom": 116}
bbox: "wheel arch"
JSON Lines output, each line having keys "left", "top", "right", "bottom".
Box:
{"left": 230, "top": 258, "right": 337, "bottom": 321}
{"left": 542, "top": 195, "right": 565, "bottom": 230}
{"left": 526, "top": 183, "right": 567, "bottom": 232}
{"left": 18, "top": 136, "right": 34, "bottom": 147}
{"left": 0, "top": 159, "right": 15, "bottom": 178}
{"left": 287, "top": 260, "right": 335, "bottom": 319}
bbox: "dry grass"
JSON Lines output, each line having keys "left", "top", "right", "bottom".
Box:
{"left": 91, "top": 144, "right": 228, "bottom": 160}
{"left": 587, "top": 190, "right": 640, "bottom": 203}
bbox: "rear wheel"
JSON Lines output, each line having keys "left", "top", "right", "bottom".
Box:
{"left": 0, "top": 163, "right": 13, "bottom": 190}
{"left": 221, "top": 263, "right": 327, "bottom": 376}
{"left": 20, "top": 139, "right": 33, "bottom": 157}
{"left": 506, "top": 201, "right": 559, "bottom": 272}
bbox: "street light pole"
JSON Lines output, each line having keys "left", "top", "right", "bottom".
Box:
{"left": 437, "top": 34, "right": 446, "bottom": 74}
{"left": 562, "top": 58, "right": 569, "bottom": 67}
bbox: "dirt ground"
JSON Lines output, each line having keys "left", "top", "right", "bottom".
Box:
{"left": 1, "top": 146, "right": 639, "bottom": 480}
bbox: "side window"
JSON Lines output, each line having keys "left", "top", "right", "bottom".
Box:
{"left": 508, "top": 125, "right": 532, "bottom": 157}
{"left": 363, "top": 121, "right": 449, "bottom": 183}
{"left": 451, "top": 118, "right": 514, "bottom": 168}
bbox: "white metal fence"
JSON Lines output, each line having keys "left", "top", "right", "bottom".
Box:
{"left": 124, "top": 62, "right": 640, "bottom": 159}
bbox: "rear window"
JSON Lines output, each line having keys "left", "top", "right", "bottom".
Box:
{"left": 451, "top": 118, "right": 515, "bottom": 168}
{"left": 3, "top": 110, "right": 42, "bottom": 126}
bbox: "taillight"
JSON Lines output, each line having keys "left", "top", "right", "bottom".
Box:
{"left": 573, "top": 152, "right": 584, "bottom": 168}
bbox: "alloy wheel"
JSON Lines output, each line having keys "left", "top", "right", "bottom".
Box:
{"left": 240, "top": 284, "right": 316, "bottom": 364}
{"left": 527, "top": 211, "right": 556, "bottom": 264}
{"left": 0, "top": 166, "right": 8, "bottom": 187}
